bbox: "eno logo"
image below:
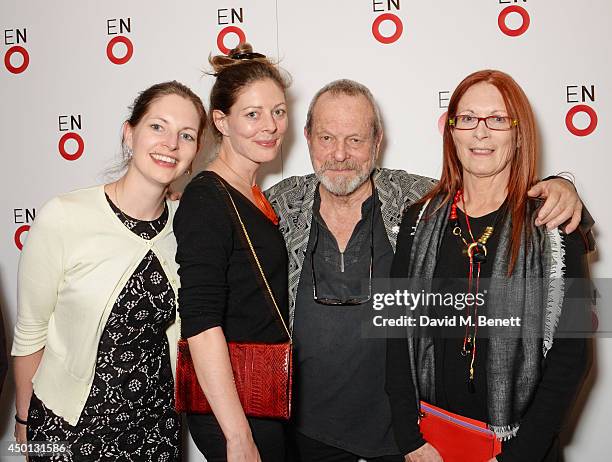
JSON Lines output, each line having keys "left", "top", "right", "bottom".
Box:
{"left": 371, "top": 0, "right": 403, "bottom": 44}
{"left": 106, "top": 18, "right": 133, "bottom": 65}
{"left": 217, "top": 8, "right": 245, "bottom": 54}
{"left": 565, "top": 85, "right": 597, "bottom": 137}
{"left": 58, "top": 114, "right": 85, "bottom": 161}
{"left": 4, "top": 28, "right": 29, "bottom": 74}
{"left": 14, "top": 208, "right": 35, "bottom": 251}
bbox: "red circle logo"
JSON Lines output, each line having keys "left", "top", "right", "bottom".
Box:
{"left": 565, "top": 104, "right": 598, "bottom": 137}
{"left": 372, "top": 13, "right": 403, "bottom": 44}
{"left": 217, "top": 26, "right": 246, "bottom": 55}
{"left": 498, "top": 6, "right": 530, "bottom": 37}
{"left": 58, "top": 132, "right": 85, "bottom": 161}
{"left": 4, "top": 45, "right": 30, "bottom": 74}
{"left": 106, "top": 36, "right": 134, "bottom": 65}
{"left": 14, "top": 224, "right": 30, "bottom": 250}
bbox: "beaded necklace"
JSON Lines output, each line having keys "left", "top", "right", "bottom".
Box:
{"left": 449, "top": 190, "right": 503, "bottom": 392}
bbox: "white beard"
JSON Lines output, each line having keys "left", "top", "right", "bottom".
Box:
{"left": 317, "top": 167, "right": 371, "bottom": 196}
{"left": 310, "top": 145, "right": 378, "bottom": 196}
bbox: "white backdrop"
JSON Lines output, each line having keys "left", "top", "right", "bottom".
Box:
{"left": 1, "top": 1, "right": 609, "bottom": 460}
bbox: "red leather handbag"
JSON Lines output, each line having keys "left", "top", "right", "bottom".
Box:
{"left": 419, "top": 401, "right": 502, "bottom": 462}
{"left": 175, "top": 339, "right": 292, "bottom": 418}
{"left": 175, "top": 180, "right": 293, "bottom": 419}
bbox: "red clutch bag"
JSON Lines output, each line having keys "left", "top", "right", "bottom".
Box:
{"left": 175, "top": 339, "right": 292, "bottom": 419}
{"left": 175, "top": 179, "right": 293, "bottom": 419}
{"left": 419, "top": 401, "right": 502, "bottom": 462}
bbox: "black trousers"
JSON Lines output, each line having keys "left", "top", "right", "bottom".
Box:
{"left": 187, "top": 413, "right": 285, "bottom": 462}
{"left": 294, "top": 432, "right": 404, "bottom": 462}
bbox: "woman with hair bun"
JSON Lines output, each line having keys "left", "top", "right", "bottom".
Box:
{"left": 174, "top": 43, "right": 291, "bottom": 461}
{"left": 13, "top": 80, "right": 206, "bottom": 461}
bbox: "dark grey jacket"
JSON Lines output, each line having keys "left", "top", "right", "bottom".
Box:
{"left": 265, "top": 167, "right": 437, "bottom": 325}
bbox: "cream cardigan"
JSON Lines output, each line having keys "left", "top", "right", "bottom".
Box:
{"left": 12, "top": 185, "right": 181, "bottom": 426}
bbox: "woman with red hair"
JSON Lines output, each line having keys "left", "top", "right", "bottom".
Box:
{"left": 386, "top": 70, "right": 591, "bottom": 462}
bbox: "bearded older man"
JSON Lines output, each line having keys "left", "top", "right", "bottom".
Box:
{"left": 265, "top": 79, "right": 588, "bottom": 462}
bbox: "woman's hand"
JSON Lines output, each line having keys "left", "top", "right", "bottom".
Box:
{"left": 14, "top": 351, "right": 43, "bottom": 462}
{"left": 487, "top": 458, "right": 500, "bottom": 462}
{"left": 226, "top": 433, "right": 261, "bottom": 462}
{"left": 405, "top": 442, "right": 444, "bottom": 461}
{"left": 188, "top": 328, "right": 259, "bottom": 461}
{"left": 13, "top": 421, "right": 28, "bottom": 461}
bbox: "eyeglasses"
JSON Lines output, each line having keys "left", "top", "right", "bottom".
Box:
{"left": 311, "top": 188, "right": 375, "bottom": 306}
{"left": 449, "top": 115, "right": 518, "bottom": 131}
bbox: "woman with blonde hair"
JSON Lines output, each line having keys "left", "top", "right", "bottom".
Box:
{"left": 174, "top": 43, "right": 291, "bottom": 461}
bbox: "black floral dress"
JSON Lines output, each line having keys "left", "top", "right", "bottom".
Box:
{"left": 27, "top": 196, "right": 180, "bottom": 461}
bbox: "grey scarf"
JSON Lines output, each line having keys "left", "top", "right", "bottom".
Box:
{"left": 407, "top": 194, "right": 565, "bottom": 440}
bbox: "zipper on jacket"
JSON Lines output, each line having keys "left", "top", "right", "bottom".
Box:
{"left": 340, "top": 252, "right": 345, "bottom": 272}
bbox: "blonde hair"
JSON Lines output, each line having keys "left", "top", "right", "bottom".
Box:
{"left": 208, "top": 43, "right": 291, "bottom": 140}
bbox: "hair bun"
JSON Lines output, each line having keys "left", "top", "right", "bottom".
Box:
{"left": 207, "top": 42, "right": 291, "bottom": 142}
{"left": 209, "top": 42, "right": 269, "bottom": 74}
{"left": 228, "top": 42, "right": 254, "bottom": 57}
{"left": 229, "top": 51, "right": 266, "bottom": 60}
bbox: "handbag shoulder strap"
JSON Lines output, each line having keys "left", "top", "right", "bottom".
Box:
{"left": 215, "top": 178, "right": 292, "bottom": 342}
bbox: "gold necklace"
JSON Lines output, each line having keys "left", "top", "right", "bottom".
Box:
{"left": 218, "top": 156, "right": 256, "bottom": 189}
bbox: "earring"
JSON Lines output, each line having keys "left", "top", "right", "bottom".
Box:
{"left": 124, "top": 146, "right": 133, "bottom": 158}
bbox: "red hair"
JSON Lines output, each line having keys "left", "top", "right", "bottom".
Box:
{"left": 423, "top": 70, "right": 538, "bottom": 274}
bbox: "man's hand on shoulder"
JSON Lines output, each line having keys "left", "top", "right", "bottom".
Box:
{"left": 528, "top": 178, "right": 581, "bottom": 233}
